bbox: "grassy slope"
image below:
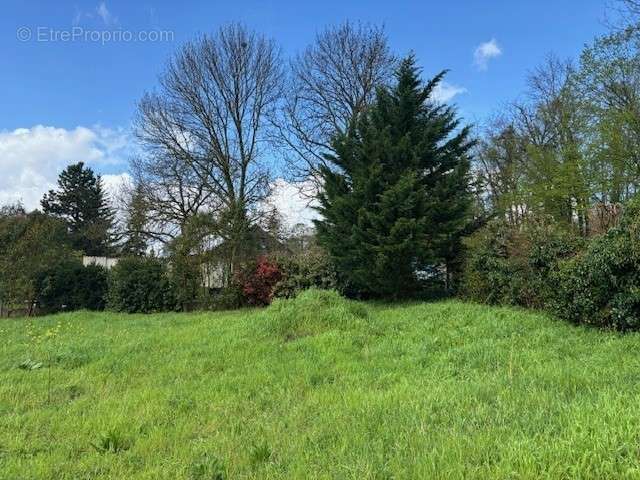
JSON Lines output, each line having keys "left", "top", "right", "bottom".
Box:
{"left": 2, "top": 291, "right": 640, "bottom": 479}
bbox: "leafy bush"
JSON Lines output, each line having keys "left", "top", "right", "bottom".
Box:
{"left": 236, "top": 256, "right": 282, "bottom": 306}
{"left": 262, "top": 289, "right": 369, "bottom": 340}
{"left": 209, "top": 285, "right": 246, "bottom": 311}
{"left": 272, "top": 249, "right": 338, "bottom": 299}
{"left": 107, "top": 256, "right": 176, "bottom": 313}
{"left": 462, "top": 217, "right": 582, "bottom": 309}
{"left": 0, "top": 211, "right": 74, "bottom": 311}
{"left": 461, "top": 219, "right": 512, "bottom": 305}
{"left": 167, "top": 214, "right": 219, "bottom": 311}
{"left": 553, "top": 197, "right": 640, "bottom": 330}
{"left": 37, "top": 260, "right": 108, "bottom": 313}
{"left": 169, "top": 252, "right": 205, "bottom": 311}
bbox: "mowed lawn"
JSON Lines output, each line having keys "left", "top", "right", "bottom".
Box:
{"left": 3, "top": 290, "right": 640, "bottom": 479}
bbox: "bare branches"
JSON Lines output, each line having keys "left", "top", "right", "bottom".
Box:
{"left": 606, "top": 0, "right": 640, "bottom": 28}
{"left": 274, "top": 22, "right": 396, "bottom": 186}
{"left": 133, "top": 23, "right": 283, "bottom": 246}
{"left": 514, "top": 55, "right": 579, "bottom": 148}
{"left": 128, "top": 153, "right": 216, "bottom": 243}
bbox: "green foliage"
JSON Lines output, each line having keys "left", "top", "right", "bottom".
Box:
{"left": 41, "top": 162, "right": 116, "bottom": 256}
{"left": 316, "top": 55, "right": 474, "bottom": 298}
{"left": 553, "top": 196, "right": 640, "bottom": 330}
{"left": 461, "top": 219, "right": 513, "bottom": 305}
{"left": 37, "top": 260, "right": 108, "bottom": 313}
{"left": 262, "top": 289, "right": 369, "bottom": 340}
{"left": 464, "top": 195, "right": 640, "bottom": 331}
{"left": 272, "top": 249, "right": 338, "bottom": 299}
{"left": 120, "top": 184, "right": 149, "bottom": 256}
{"left": 462, "top": 217, "right": 583, "bottom": 309}
{"left": 0, "top": 211, "right": 74, "bottom": 310}
{"left": 574, "top": 26, "right": 640, "bottom": 210}
{"left": 209, "top": 285, "right": 246, "bottom": 311}
{"left": 168, "top": 213, "right": 223, "bottom": 311}
{"left": 107, "top": 256, "right": 176, "bottom": 313}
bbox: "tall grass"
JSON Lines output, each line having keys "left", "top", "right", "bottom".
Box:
{"left": 2, "top": 292, "right": 640, "bottom": 478}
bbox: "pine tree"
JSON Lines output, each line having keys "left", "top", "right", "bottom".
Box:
{"left": 121, "top": 184, "right": 149, "bottom": 256}
{"left": 41, "top": 162, "right": 116, "bottom": 256}
{"left": 315, "top": 55, "right": 474, "bottom": 298}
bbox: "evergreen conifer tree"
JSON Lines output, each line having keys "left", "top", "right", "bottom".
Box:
{"left": 315, "top": 55, "right": 474, "bottom": 298}
{"left": 121, "top": 184, "right": 149, "bottom": 256}
{"left": 41, "top": 162, "right": 116, "bottom": 256}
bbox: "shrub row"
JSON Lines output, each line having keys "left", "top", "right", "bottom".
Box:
{"left": 34, "top": 249, "right": 337, "bottom": 314}
{"left": 553, "top": 198, "right": 640, "bottom": 330}
{"left": 462, "top": 197, "right": 640, "bottom": 330}
{"left": 462, "top": 216, "right": 583, "bottom": 309}
{"left": 37, "top": 260, "right": 108, "bottom": 314}
{"left": 32, "top": 256, "right": 173, "bottom": 315}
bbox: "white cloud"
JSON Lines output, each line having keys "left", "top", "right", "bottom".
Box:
{"left": 474, "top": 39, "right": 502, "bottom": 71}
{"left": 0, "top": 126, "right": 318, "bottom": 232}
{"left": 101, "top": 172, "right": 133, "bottom": 207}
{"left": 96, "top": 2, "right": 116, "bottom": 25}
{"left": 267, "top": 178, "right": 319, "bottom": 231}
{"left": 73, "top": 2, "right": 117, "bottom": 26}
{"left": 431, "top": 82, "right": 467, "bottom": 103}
{"left": 0, "top": 125, "right": 130, "bottom": 210}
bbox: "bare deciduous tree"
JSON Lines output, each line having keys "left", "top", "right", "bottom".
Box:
{"left": 274, "top": 22, "right": 396, "bottom": 188}
{"left": 472, "top": 118, "right": 529, "bottom": 225}
{"left": 133, "top": 23, "right": 283, "bottom": 276}
{"left": 129, "top": 153, "right": 217, "bottom": 244}
{"left": 512, "top": 56, "right": 578, "bottom": 148}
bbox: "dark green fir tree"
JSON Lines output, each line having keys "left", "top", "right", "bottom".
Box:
{"left": 41, "top": 162, "right": 116, "bottom": 256}
{"left": 315, "top": 55, "right": 474, "bottom": 298}
{"left": 121, "top": 184, "right": 149, "bottom": 256}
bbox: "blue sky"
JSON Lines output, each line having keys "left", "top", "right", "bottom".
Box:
{"left": 0, "top": 0, "right": 613, "bottom": 213}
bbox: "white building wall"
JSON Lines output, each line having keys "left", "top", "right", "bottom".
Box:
{"left": 82, "top": 256, "right": 120, "bottom": 270}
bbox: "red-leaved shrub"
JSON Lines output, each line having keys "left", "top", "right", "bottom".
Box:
{"left": 238, "top": 256, "right": 282, "bottom": 306}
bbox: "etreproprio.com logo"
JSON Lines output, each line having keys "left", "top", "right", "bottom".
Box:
{"left": 17, "top": 26, "right": 174, "bottom": 45}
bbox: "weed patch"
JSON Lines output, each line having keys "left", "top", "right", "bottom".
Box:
{"left": 261, "top": 289, "right": 369, "bottom": 340}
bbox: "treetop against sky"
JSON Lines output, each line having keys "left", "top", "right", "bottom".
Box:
{"left": 0, "top": 0, "right": 612, "bottom": 219}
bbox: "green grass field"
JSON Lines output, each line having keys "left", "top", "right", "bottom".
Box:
{"left": 3, "top": 290, "right": 640, "bottom": 479}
